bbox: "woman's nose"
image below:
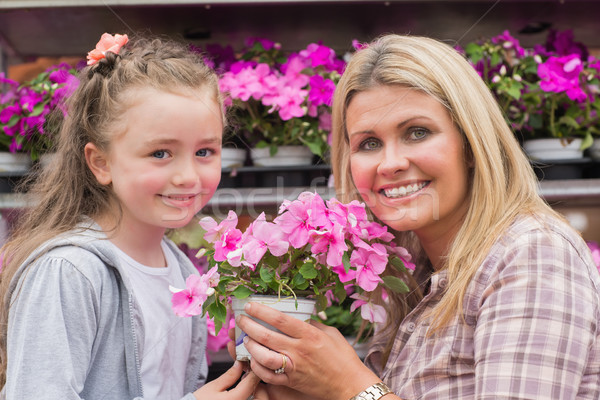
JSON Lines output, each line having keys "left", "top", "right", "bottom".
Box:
{"left": 376, "top": 146, "right": 410, "bottom": 177}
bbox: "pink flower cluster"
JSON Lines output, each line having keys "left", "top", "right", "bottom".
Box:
{"left": 171, "top": 192, "right": 414, "bottom": 325}
{"left": 219, "top": 43, "right": 339, "bottom": 122}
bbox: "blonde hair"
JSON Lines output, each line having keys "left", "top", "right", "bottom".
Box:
{"left": 0, "top": 34, "right": 224, "bottom": 385}
{"left": 331, "top": 34, "right": 562, "bottom": 363}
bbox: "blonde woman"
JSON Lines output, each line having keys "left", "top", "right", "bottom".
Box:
{"left": 235, "top": 34, "right": 600, "bottom": 399}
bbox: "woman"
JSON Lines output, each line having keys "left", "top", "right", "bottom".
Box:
{"left": 235, "top": 34, "right": 600, "bottom": 399}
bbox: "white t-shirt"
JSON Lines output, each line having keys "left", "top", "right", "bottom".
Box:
{"left": 112, "top": 241, "right": 192, "bottom": 400}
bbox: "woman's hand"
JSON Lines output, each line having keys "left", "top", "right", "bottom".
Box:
{"left": 192, "top": 360, "right": 264, "bottom": 400}
{"left": 235, "top": 302, "right": 382, "bottom": 400}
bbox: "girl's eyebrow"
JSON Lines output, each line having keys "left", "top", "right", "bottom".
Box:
{"left": 143, "top": 137, "right": 222, "bottom": 146}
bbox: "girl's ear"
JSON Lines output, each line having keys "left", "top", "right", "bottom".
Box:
{"left": 84, "top": 143, "right": 112, "bottom": 185}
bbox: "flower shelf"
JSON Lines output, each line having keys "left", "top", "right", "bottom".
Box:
{"left": 219, "top": 164, "right": 331, "bottom": 189}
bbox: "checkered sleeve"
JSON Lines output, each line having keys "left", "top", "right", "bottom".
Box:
{"left": 473, "top": 228, "right": 600, "bottom": 399}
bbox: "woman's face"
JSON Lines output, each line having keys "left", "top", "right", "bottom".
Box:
{"left": 347, "top": 85, "right": 471, "bottom": 245}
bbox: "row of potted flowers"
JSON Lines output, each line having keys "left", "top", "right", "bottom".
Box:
{"left": 1, "top": 29, "right": 600, "bottom": 169}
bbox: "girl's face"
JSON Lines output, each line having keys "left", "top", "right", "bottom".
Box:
{"left": 100, "top": 87, "right": 222, "bottom": 233}
{"left": 347, "top": 85, "right": 471, "bottom": 245}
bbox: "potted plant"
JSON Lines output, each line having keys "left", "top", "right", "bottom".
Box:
{"left": 169, "top": 191, "right": 414, "bottom": 360}
{"left": 217, "top": 38, "right": 343, "bottom": 166}
{"left": 0, "top": 63, "right": 79, "bottom": 170}
{"left": 462, "top": 29, "right": 600, "bottom": 161}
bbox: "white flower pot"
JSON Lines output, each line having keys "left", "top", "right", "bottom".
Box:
{"left": 250, "top": 145, "right": 313, "bottom": 167}
{"left": 221, "top": 147, "right": 247, "bottom": 169}
{"left": 231, "top": 295, "right": 316, "bottom": 361}
{"left": 0, "top": 152, "right": 32, "bottom": 173}
{"left": 589, "top": 139, "right": 600, "bottom": 160}
{"left": 523, "top": 138, "right": 584, "bottom": 160}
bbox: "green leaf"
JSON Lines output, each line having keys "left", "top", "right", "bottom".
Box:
{"left": 342, "top": 252, "right": 351, "bottom": 273}
{"left": 382, "top": 275, "right": 410, "bottom": 294}
{"left": 505, "top": 81, "right": 523, "bottom": 100}
{"left": 259, "top": 267, "right": 275, "bottom": 283}
{"left": 464, "top": 43, "right": 483, "bottom": 63}
{"left": 207, "top": 300, "right": 228, "bottom": 334}
{"left": 299, "top": 262, "right": 318, "bottom": 279}
{"left": 389, "top": 256, "right": 406, "bottom": 272}
{"left": 315, "top": 294, "right": 328, "bottom": 312}
{"left": 291, "top": 273, "right": 309, "bottom": 290}
{"left": 232, "top": 285, "right": 254, "bottom": 299}
{"left": 304, "top": 140, "right": 322, "bottom": 157}
{"left": 581, "top": 131, "right": 594, "bottom": 150}
{"left": 31, "top": 102, "right": 46, "bottom": 117}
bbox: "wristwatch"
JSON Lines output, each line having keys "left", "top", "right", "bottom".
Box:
{"left": 349, "top": 382, "right": 392, "bottom": 400}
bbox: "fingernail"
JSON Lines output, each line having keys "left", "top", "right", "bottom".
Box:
{"left": 245, "top": 302, "right": 251, "bottom": 312}
{"left": 243, "top": 336, "right": 249, "bottom": 344}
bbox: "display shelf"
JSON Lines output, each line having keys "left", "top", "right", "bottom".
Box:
{"left": 1, "top": 178, "right": 598, "bottom": 212}
{"left": 1, "top": 0, "right": 599, "bottom": 71}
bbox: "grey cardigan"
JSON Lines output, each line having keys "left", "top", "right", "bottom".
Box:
{"left": 1, "top": 224, "right": 208, "bottom": 399}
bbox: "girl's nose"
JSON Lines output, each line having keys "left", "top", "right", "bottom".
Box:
{"left": 172, "top": 158, "right": 199, "bottom": 187}
{"left": 376, "top": 146, "right": 410, "bottom": 177}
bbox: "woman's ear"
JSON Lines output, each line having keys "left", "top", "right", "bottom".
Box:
{"left": 84, "top": 143, "right": 112, "bottom": 185}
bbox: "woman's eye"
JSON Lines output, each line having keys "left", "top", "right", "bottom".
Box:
{"left": 151, "top": 150, "right": 169, "bottom": 159}
{"left": 196, "top": 148, "right": 214, "bottom": 157}
{"left": 410, "top": 128, "right": 428, "bottom": 140}
{"left": 359, "top": 138, "right": 381, "bottom": 151}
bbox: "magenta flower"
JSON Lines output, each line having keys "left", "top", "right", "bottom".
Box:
{"left": 308, "top": 75, "right": 335, "bottom": 107}
{"left": 538, "top": 55, "right": 588, "bottom": 102}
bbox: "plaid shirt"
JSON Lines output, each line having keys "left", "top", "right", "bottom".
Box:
{"left": 365, "top": 214, "right": 600, "bottom": 399}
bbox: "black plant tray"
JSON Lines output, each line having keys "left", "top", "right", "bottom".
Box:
{"left": 219, "top": 164, "right": 331, "bottom": 189}
{"left": 530, "top": 158, "right": 600, "bottom": 180}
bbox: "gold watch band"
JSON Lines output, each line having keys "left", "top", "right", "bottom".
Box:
{"left": 349, "top": 382, "right": 392, "bottom": 400}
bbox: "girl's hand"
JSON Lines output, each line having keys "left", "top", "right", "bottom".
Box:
{"left": 236, "top": 302, "right": 382, "bottom": 400}
{"left": 193, "top": 361, "right": 263, "bottom": 400}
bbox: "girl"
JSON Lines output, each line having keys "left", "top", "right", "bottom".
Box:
{"left": 0, "top": 33, "right": 263, "bottom": 399}
{"left": 234, "top": 34, "right": 600, "bottom": 399}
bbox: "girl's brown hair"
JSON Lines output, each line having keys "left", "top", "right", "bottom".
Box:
{"left": 0, "top": 34, "right": 224, "bottom": 386}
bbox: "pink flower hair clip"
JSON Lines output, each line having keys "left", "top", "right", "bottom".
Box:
{"left": 86, "top": 33, "right": 129, "bottom": 66}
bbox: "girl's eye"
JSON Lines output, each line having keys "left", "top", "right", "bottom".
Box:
{"left": 359, "top": 138, "right": 381, "bottom": 151}
{"left": 409, "top": 128, "right": 429, "bottom": 140}
{"left": 151, "top": 150, "right": 169, "bottom": 159}
{"left": 196, "top": 148, "right": 214, "bottom": 157}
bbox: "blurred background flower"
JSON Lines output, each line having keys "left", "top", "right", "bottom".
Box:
{"left": 0, "top": 62, "right": 79, "bottom": 159}
{"left": 462, "top": 29, "right": 600, "bottom": 149}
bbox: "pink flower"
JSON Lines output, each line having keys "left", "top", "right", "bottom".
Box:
{"left": 538, "top": 55, "right": 588, "bottom": 102}
{"left": 386, "top": 242, "right": 416, "bottom": 271}
{"left": 170, "top": 274, "right": 215, "bottom": 317}
{"left": 86, "top": 33, "right": 129, "bottom": 65}
{"left": 350, "top": 243, "right": 388, "bottom": 291}
{"left": 199, "top": 210, "right": 239, "bottom": 243}
{"left": 213, "top": 228, "right": 243, "bottom": 262}
{"left": 243, "top": 218, "right": 290, "bottom": 266}
{"left": 350, "top": 293, "right": 386, "bottom": 324}
{"left": 309, "top": 223, "right": 348, "bottom": 267}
